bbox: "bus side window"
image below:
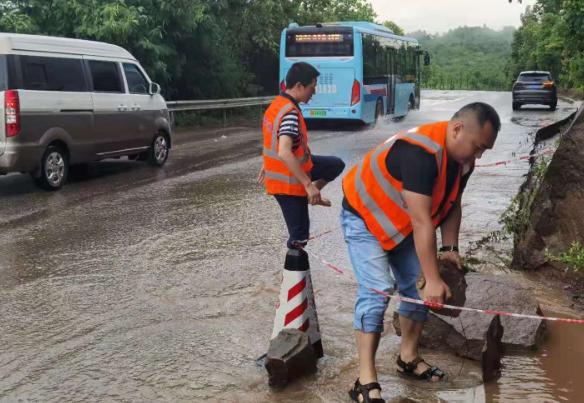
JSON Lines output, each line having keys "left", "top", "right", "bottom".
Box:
{"left": 363, "top": 34, "right": 375, "bottom": 85}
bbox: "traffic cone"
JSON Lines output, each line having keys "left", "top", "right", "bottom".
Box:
{"left": 271, "top": 248, "right": 324, "bottom": 358}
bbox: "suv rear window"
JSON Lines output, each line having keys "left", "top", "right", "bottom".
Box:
{"left": 19, "top": 56, "right": 87, "bottom": 92}
{"left": 286, "top": 28, "right": 354, "bottom": 57}
{"left": 518, "top": 73, "right": 551, "bottom": 82}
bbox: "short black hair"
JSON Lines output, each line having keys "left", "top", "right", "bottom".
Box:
{"left": 285, "top": 62, "right": 320, "bottom": 89}
{"left": 453, "top": 102, "right": 501, "bottom": 134}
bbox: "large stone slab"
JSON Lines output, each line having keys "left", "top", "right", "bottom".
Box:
{"left": 265, "top": 329, "right": 317, "bottom": 388}
{"left": 394, "top": 275, "right": 546, "bottom": 361}
{"left": 416, "top": 260, "right": 467, "bottom": 317}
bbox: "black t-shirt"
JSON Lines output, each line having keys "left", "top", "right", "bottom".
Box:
{"left": 342, "top": 140, "right": 473, "bottom": 220}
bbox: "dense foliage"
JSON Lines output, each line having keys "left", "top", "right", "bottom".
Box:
{"left": 0, "top": 0, "right": 376, "bottom": 99}
{"left": 508, "top": 0, "right": 584, "bottom": 90}
{"left": 408, "top": 26, "right": 516, "bottom": 91}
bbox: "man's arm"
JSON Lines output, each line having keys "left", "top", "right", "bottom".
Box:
{"left": 439, "top": 193, "right": 463, "bottom": 270}
{"left": 278, "top": 136, "right": 322, "bottom": 205}
{"left": 440, "top": 194, "right": 462, "bottom": 246}
{"left": 403, "top": 190, "right": 452, "bottom": 305}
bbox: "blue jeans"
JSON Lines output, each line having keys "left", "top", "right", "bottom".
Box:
{"left": 275, "top": 155, "right": 345, "bottom": 249}
{"left": 340, "top": 209, "right": 429, "bottom": 333}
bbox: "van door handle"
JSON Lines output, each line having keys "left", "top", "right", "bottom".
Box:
{"left": 118, "top": 104, "right": 128, "bottom": 112}
{"left": 131, "top": 104, "right": 141, "bottom": 111}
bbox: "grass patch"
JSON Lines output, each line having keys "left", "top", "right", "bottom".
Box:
{"left": 546, "top": 242, "right": 584, "bottom": 273}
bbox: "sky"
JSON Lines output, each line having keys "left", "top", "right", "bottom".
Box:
{"left": 369, "top": 0, "right": 538, "bottom": 35}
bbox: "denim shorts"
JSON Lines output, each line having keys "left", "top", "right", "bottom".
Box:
{"left": 340, "top": 208, "right": 429, "bottom": 333}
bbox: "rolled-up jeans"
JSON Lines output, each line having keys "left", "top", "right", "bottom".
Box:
{"left": 340, "top": 208, "right": 429, "bottom": 333}
{"left": 274, "top": 154, "right": 345, "bottom": 249}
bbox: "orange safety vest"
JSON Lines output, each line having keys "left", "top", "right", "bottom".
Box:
{"left": 343, "top": 121, "right": 472, "bottom": 251}
{"left": 263, "top": 95, "right": 313, "bottom": 196}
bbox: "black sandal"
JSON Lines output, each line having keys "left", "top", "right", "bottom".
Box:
{"left": 396, "top": 355, "right": 445, "bottom": 381}
{"left": 348, "top": 379, "right": 385, "bottom": 403}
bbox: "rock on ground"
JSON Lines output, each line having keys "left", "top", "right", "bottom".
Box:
{"left": 265, "top": 329, "right": 317, "bottom": 388}
{"left": 417, "top": 260, "right": 467, "bottom": 317}
{"left": 394, "top": 274, "right": 546, "bottom": 361}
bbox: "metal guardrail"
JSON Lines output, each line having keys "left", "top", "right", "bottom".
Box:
{"left": 166, "top": 96, "right": 275, "bottom": 126}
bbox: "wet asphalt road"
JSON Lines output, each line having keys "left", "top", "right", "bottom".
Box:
{"left": 0, "top": 91, "right": 579, "bottom": 403}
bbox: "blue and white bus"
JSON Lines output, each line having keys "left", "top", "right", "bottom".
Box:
{"left": 280, "top": 22, "right": 426, "bottom": 124}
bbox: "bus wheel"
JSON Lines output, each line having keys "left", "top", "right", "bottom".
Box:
{"left": 374, "top": 98, "right": 384, "bottom": 123}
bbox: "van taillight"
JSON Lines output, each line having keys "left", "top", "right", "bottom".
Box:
{"left": 280, "top": 80, "right": 286, "bottom": 92}
{"left": 5, "top": 90, "right": 20, "bottom": 137}
{"left": 351, "top": 80, "right": 360, "bottom": 106}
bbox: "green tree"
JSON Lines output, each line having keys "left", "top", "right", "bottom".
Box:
{"left": 0, "top": 0, "right": 378, "bottom": 99}
{"left": 508, "top": 0, "right": 584, "bottom": 90}
{"left": 382, "top": 20, "right": 404, "bottom": 36}
{"left": 412, "top": 26, "right": 515, "bottom": 91}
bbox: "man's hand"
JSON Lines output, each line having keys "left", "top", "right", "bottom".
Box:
{"left": 257, "top": 166, "right": 266, "bottom": 187}
{"left": 423, "top": 278, "right": 452, "bottom": 306}
{"left": 305, "top": 183, "right": 331, "bottom": 206}
{"left": 440, "top": 251, "right": 462, "bottom": 270}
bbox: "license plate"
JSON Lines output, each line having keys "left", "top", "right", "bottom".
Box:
{"left": 310, "top": 110, "right": 327, "bottom": 116}
{"left": 527, "top": 85, "right": 541, "bottom": 89}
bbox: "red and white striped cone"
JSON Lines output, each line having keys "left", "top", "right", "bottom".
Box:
{"left": 271, "top": 248, "right": 324, "bottom": 358}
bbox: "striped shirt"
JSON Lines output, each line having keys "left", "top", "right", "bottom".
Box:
{"left": 277, "top": 109, "right": 302, "bottom": 152}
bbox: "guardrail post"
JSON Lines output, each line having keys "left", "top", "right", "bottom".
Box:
{"left": 259, "top": 105, "right": 263, "bottom": 121}
{"left": 170, "top": 111, "right": 175, "bottom": 128}
{"left": 223, "top": 109, "right": 227, "bottom": 126}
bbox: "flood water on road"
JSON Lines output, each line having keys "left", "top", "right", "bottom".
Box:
{"left": 1, "top": 91, "right": 582, "bottom": 403}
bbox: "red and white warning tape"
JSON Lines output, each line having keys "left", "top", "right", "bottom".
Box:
{"left": 299, "top": 245, "right": 584, "bottom": 325}
{"left": 475, "top": 149, "right": 554, "bottom": 168}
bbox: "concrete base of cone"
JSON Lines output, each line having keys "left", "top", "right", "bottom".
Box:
{"left": 265, "top": 329, "right": 317, "bottom": 388}
{"left": 312, "top": 339, "right": 324, "bottom": 359}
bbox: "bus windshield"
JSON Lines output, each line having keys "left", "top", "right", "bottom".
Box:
{"left": 285, "top": 28, "right": 354, "bottom": 58}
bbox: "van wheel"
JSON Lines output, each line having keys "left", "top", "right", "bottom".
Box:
{"left": 148, "top": 133, "right": 169, "bottom": 166}
{"left": 36, "top": 145, "right": 68, "bottom": 190}
{"left": 374, "top": 98, "right": 383, "bottom": 123}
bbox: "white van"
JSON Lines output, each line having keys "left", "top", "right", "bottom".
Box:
{"left": 0, "top": 33, "right": 171, "bottom": 190}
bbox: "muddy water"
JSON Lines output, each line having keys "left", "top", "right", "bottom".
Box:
{"left": 0, "top": 91, "right": 582, "bottom": 403}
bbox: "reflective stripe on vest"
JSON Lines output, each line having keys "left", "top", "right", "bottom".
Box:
{"left": 343, "top": 122, "right": 461, "bottom": 250}
{"left": 262, "top": 96, "right": 313, "bottom": 196}
{"left": 264, "top": 171, "right": 302, "bottom": 184}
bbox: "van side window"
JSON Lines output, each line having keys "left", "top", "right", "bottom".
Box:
{"left": 89, "top": 61, "right": 123, "bottom": 93}
{"left": 0, "top": 55, "right": 9, "bottom": 91}
{"left": 123, "top": 64, "right": 149, "bottom": 94}
{"left": 19, "top": 56, "right": 87, "bottom": 92}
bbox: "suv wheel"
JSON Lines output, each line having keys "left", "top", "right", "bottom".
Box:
{"left": 512, "top": 102, "right": 521, "bottom": 111}
{"left": 147, "top": 132, "right": 169, "bottom": 166}
{"left": 549, "top": 101, "right": 557, "bottom": 111}
{"left": 36, "top": 145, "right": 68, "bottom": 190}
